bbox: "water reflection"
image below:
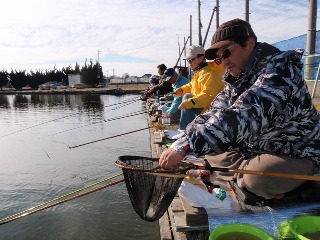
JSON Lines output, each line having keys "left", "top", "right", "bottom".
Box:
{"left": 0, "top": 94, "right": 104, "bottom": 111}
{"left": 0, "top": 95, "right": 9, "bottom": 108}
{"left": 13, "top": 95, "right": 29, "bottom": 109}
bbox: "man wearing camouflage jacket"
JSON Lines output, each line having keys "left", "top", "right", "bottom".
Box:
{"left": 159, "top": 18, "right": 320, "bottom": 199}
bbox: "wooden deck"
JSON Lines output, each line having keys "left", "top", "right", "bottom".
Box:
{"left": 146, "top": 99, "right": 211, "bottom": 240}
{"left": 146, "top": 96, "right": 320, "bottom": 240}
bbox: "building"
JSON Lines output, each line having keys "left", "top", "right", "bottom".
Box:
{"left": 272, "top": 31, "right": 320, "bottom": 81}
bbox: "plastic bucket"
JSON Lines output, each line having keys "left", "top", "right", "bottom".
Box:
{"left": 209, "top": 223, "right": 274, "bottom": 240}
{"left": 277, "top": 216, "right": 320, "bottom": 240}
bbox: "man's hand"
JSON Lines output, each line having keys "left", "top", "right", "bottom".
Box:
{"left": 174, "top": 88, "right": 183, "bottom": 96}
{"left": 159, "top": 148, "right": 184, "bottom": 169}
{"left": 147, "top": 87, "right": 154, "bottom": 94}
{"left": 178, "top": 102, "right": 186, "bottom": 110}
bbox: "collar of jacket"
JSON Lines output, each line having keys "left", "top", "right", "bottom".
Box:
{"left": 193, "top": 61, "right": 208, "bottom": 72}
{"left": 223, "top": 42, "right": 280, "bottom": 86}
{"left": 172, "top": 73, "right": 181, "bottom": 86}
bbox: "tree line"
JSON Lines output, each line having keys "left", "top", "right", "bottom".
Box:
{"left": 0, "top": 60, "right": 103, "bottom": 90}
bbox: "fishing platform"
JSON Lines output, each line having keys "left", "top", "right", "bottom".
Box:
{"left": 146, "top": 97, "right": 320, "bottom": 240}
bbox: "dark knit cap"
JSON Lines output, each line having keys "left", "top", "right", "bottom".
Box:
{"left": 205, "top": 18, "right": 257, "bottom": 60}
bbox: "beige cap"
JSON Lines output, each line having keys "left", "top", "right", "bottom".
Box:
{"left": 183, "top": 45, "right": 205, "bottom": 61}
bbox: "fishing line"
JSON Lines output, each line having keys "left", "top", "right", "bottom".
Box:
{"left": 0, "top": 179, "right": 125, "bottom": 226}
{"left": 0, "top": 172, "right": 123, "bottom": 224}
{"left": 68, "top": 126, "right": 152, "bottom": 149}
{"left": 38, "top": 110, "right": 146, "bottom": 139}
{"left": 43, "top": 148, "right": 51, "bottom": 159}
{"left": 0, "top": 113, "right": 76, "bottom": 139}
{"left": 0, "top": 97, "right": 141, "bottom": 139}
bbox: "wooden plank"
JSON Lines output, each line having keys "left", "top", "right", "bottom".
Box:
{"left": 171, "top": 197, "right": 184, "bottom": 213}
{"left": 180, "top": 197, "right": 209, "bottom": 229}
{"left": 169, "top": 197, "right": 208, "bottom": 232}
{"left": 159, "top": 211, "right": 173, "bottom": 240}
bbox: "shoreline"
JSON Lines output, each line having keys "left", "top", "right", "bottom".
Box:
{"left": 0, "top": 83, "right": 149, "bottom": 95}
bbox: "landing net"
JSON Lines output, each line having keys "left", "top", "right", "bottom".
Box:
{"left": 115, "top": 155, "right": 191, "bottom": 222}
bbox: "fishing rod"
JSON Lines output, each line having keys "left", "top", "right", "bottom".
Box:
{"left": 116, "top": 156, "right": 320, "bottom": 182}
{"left": 0, "top": 179, "right": 125, "bottom": 226}
{"left": 68, "top": 126, "right": 152, "bottom": 149}
{"left": 163, "top": 160, "right": 320, "bottom": 181}
{"left": 0, "top": 97, "right": 141, "bottom": 139}
{"left": 0, "top": 172, "right": 123, "bottom": 223}
{"left": 104, "top": 111, "right": 146, "bottom": 122}
{"left": 38, "top": 110, "right": 146, "bottom": 139}
{"left": 201, "top": 162, "right": 320, "bottom": 182}
{"left": 106, "top": 98, "right": 141, "bottom": 112}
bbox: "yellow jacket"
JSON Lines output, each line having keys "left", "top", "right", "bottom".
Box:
{"left": 178, "top": 62, "right": 224, "bottom": 112}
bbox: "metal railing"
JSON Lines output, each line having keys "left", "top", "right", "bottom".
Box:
{"left": 303, "top": 53, "right": 320, "bottom": 98}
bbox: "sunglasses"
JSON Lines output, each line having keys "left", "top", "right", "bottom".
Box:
{"left": 187, "top": 57, "right": 197, "bottom": 63}
{"left": 214, "top": 43, "right": 237, "bottom": 63}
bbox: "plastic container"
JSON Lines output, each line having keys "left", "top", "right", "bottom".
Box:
{"left": 209, "top": 223, "right": 274, "bottom": 240}
{"left": 161, "top": 117, "right": 170, "bottom": 124}
{"left": 277, "top": 216, "right": 320, "bottom": 240}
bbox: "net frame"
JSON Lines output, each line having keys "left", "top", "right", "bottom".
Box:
{"left": 115, "top": 155, "right": 193, "bottom": 222}
{"left": 115, "top": 155, "right": 194, "bottom": 174}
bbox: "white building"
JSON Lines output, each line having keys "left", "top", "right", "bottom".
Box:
{"left": 67, "top": 74, "right": 83, "bottom": 87}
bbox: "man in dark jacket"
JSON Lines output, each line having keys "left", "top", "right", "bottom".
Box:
{"left": 148, "top": 64, "right": 173, "bottom": 96}
{"left": 159, "top": 18, "right": 320, "bottom": 199}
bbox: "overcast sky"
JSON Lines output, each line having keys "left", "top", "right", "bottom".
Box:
{"left": 0, "top": 0, "right": 319, "bottom": 77}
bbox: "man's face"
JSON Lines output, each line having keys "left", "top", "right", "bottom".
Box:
{"left": 158, "top": 68, "right": 164, "bottom": 76}
{"left": 215, "top": 40, "right": 252, "bottom": 77}
{"left": 188, "top": 55, "right": 204, "bottom": 70}
{"left": 169, "top": 74, "right": 177, "bottom": 84}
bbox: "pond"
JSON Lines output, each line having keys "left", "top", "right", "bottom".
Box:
{"left": 0, "top": 94, "right": 159, "bottom": 240}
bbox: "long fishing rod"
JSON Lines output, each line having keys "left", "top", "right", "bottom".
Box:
{"left": 103, "top": 111, "right": 146, "bottom": 122}
{"left": 106, "top": 98, "right": 141, "bottom": 112}
{"left": 0, "top": 179, "right": 125, "bottom": 226}
{"left": 0, "top": 172, "right": 123, "bottom": 223}
{"left": 117, "top": 156, "right": 320, "bottom": 182}
{"left": 68, "top": 126, "right": 151, "bottom": 149}
{"left": 201, "top": 162, "right": 320, "bottom": 182}
{"left": 153, "top": 159, "right": 320, "bottom": 182}
{"left": 38, "top": 110, "right": 146, "bottom": 139}
{"left": 0, "top": 97, "right": 141, "bottom": 139}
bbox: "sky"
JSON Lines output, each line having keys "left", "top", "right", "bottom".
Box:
{"left": 0, "top": 0, "right": 319, "bottom": 78}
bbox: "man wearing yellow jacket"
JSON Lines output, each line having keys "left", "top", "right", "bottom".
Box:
{"left": 174, "top": 45, "right": 224, "bottom": 130}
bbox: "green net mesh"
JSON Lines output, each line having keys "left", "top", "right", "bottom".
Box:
{"left": 115, "top": 155, "right": 188, "bottom": 222}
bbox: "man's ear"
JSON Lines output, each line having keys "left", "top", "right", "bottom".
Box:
{"left": 199, "top": 55, "right": 205, "bottom": 61}
{"left": 246, "top": 37, "right": 256, "bottom": 51}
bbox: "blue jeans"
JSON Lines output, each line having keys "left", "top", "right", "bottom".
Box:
{"left": 179, "top": 93, "right": 203, "bottom": 130}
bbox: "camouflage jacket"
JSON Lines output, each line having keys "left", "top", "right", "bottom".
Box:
{"left": 175, "top": 42, "right": 320, "bottom": 165}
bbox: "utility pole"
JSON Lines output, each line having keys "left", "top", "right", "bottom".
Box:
{"left": 198, "top": 0, "right": 202, "bottom": 46}
{"left": 216, "top": 0, "right": 219, "bottom": 28}
{"left": 178, "top": 36, "right": 181, "bottom": 67}
{"left": 184, "top": 37, "right": 187, "bottom": 67}
{"left": 190, "top": 15, "right": 192, "bottom": 46}
{"left": 203, "top": 7, "right": 216, "bottom": 46}
{"left": 245, "top": 0, "right": 250, "bottom": 22}
{"left": 305, "top": 0, "right": 317, "bottom": 81}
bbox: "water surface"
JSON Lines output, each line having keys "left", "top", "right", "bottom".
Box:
{"left": 0, "top": 94, "right": 159, "bottom": 240}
